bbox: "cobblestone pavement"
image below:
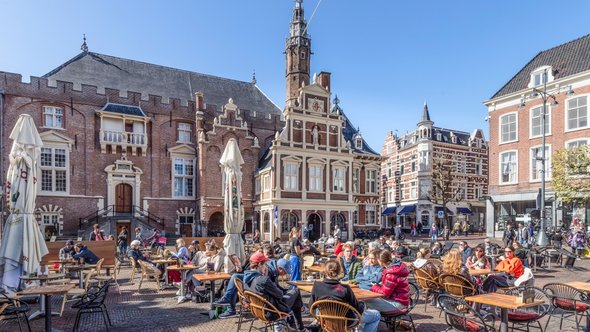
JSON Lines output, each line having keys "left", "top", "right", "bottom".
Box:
{"left": 0, "top": 237, "right": 588, "bottom": 331}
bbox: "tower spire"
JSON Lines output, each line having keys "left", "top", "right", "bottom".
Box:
{"left": 285, "top": 0, "right": 311, "bottom": 106}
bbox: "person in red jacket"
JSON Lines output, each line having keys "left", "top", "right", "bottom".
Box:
{"left": 366, "top": 250, "right": 410, "bottom": 313}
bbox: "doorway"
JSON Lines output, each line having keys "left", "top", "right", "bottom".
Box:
{"left": 307, "top": 213, "right": 322, "bottom": 242}
{"left": 115, "top": 183, "right": 133, "bottom": 214}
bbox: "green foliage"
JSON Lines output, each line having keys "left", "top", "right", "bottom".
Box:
{"left": 552, "top": 144, "right": 590, "bottom": 204}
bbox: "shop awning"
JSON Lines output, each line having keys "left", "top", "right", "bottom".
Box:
{"left": 382, "top": 207, "right": 397, "bottom": 216}
{"left": 435, "top": 206, "right": 454, "bottom": 216}
{"left": 397, "top": 205, "right": 416, "bottom": 215}
{"left": 457, "top": 207, "right": 473, "bottom": 215}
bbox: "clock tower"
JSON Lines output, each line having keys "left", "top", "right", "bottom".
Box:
{"left": 286, "top": 0, "right": 311, "bottom": 106}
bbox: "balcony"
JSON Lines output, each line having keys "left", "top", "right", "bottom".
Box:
{"left": 100, "top": 130, "right": 147, "bottom": 156}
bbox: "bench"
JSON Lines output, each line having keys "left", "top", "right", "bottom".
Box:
{"left": 180, "top": 237, "right": 225, "bottom": 252}
{"left": 41, "top": 240, "right": 117, "bottom": 274}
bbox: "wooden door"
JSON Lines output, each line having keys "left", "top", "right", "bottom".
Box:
{"left": 115, "top": 183, "right": 133, "bottom": 213}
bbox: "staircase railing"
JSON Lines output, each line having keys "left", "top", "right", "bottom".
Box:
{"left": 78, "top": 205, "right": 165, "bottom": 230}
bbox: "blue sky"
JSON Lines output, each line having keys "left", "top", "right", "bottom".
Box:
{"left": 2, "top": 0, "right": 590, "bottom": 150}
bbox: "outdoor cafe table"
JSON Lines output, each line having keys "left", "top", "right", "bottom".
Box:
{"left": 62, "top": 264, "right": 96, "bottom": 289}
{"left": 287, "top": 281, "right": 383, "bottom": 301}
{"left": 468, "top": 268, "right": 500, "bottom": 277}
{"left": 18, "top": 283, "right": 75, "bottom": 332}
{"left": 20, "top": 273, "right": 66, "bottom": 320}
{"left": 152, "top": 259, "right": 177, "bottom": 289}
{"left": 566, "top": 281, "right": 590, "bottom": 331}
{"left": 192, "top": 272, "right": 232, "bottom": 310}
{"left": 465, "top": 293, "right": 546, "bottom": 332}
{"left": 166, "top": 264, "right": 197, "bottom": 303}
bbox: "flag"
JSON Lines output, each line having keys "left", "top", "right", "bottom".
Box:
{"left": 273, "top": 206, "right": 279, "bottom": 229}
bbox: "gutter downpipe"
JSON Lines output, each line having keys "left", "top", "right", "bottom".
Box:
{"left": 0, "top": 88, "right": 5, "bottom": 240}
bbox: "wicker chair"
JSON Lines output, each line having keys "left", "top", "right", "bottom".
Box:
{"left": 92, "top": 259, "right": 121, "bottom": 294}
{"left": 414, "top": 267, "right": 442, "bottom": 311}
{"left": 128, "top": 257, "right": 139, "bottom": 284}
{"left": 438, "top": 294, "right": 496, "bottom": 332}
{"left": 234, "top": 277, "right": 254, "bottom": 331}
{"left": 302, "top": 255, "right": 316, "bottom": 279}
{"left": 137, "top": 260, "right": 162, "bottom": 292}
{"left": 438, "top": 273, "right": 478, "bottom": 298}
{"left": 61, "top": 267, "right": 96, "bottom": 317}
{"left": 504, "top": 286, "right": 550, "bottom": 331}
{"left": 310, "top": 299, "right": 361, "bottom": 332}
{"left": 381, "top": 282, "right": 419, "bottom": 331}
{"left": 243, "top": 291, "right": 291, "bottom": 332}
{"left": 543, "top": 282, "right": 590, "bottom": 331}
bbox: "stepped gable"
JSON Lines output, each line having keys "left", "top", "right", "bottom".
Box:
{"left": 492, "top": 34, "right": 590, "bottom": 98}
{"left": 43, "top": 52, "right": 282, "bottom": 114}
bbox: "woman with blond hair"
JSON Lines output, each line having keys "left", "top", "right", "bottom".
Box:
{"left": 311, "top": 259, "right": 381, "bottom": 332}
{"left": 442, "top": 248, "right": 472, "bottom": 282}
{"left": 289, "top": 226, "right": 303, "bottom": 282}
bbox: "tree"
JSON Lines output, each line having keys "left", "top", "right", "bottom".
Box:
{"left": 552, "top": 144, "right": 590, "bottom": 205}
{"left": 428, "top": 158, "right": 462, "bottom": 240}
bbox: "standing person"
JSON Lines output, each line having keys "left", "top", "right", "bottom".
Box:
{"left": 551, "top": 230, "right": 563, "bottom": 248}
{"left": 146, "top": 228, "right": 161, "bottom": 249}
{"left": 311, "top": 259, "right": 381, "bottom": 332}
{"left": 89, "top": 224, "right": 105, "bottom": 241}
{"left": 417, "top": 221, "right": 423, "bottom": 235}
{"left": 431, "top": 223, "right": 438, "bottom": 242}
{"left": 117, "top": 226, "right": 128, "bottom": 254}
{"left": 289, "top": 226, "right": 303, "bottom": 282}
{"left": 503, "top": 224, "right": 516, "bottom": 248}
{"left": 333, "top": 224, "right": 341, "bottom": 241}
{"left": 252, "top": 229, "right": 261, "bottom": 244}
{"left": 453, "top": 220, "right": 462, "bottom": 236}
{"left": 462, "top": 221, "right": 469, "bottom": 237}
{"left": 568, "top": 227, "right": 587, "bottom": 256}
{"left": 410, "top": 221, "right": 417, "bottom": 237}
{"left": 365, "top": 250, "right": 410, "bottom": 314}
{"left": 134, "top": 227, "right": 144, "bottom": 246}
{"left": 516, "top": 223, "right": 529, "bottom": 248}
{"left": 394, "top": 223, "right": 402, "bottom": 241}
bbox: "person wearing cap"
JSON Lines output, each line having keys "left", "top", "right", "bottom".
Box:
{"left": 59, "top": 240, "right": 75, "bottom": 260}
{"left": 245, "top": 251, "right": 306, "bottom": 331}
{"left": 311, "top": 259, "right": 381, "bottom": 332}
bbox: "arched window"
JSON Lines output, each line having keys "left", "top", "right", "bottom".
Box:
{"left": 281, "top": 211, "right": 299, "bottom": 234}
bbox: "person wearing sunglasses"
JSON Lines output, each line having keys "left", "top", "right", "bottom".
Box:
{"left": 481, "top": 246, "right": 524, "bottom": 293}
{"left": 465, "top": 245, "right": 490, "bottom": 288}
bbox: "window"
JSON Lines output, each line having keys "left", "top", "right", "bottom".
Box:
{"left": 284, "top": 163, "right": 298, "bottom": 191}
{"left": 500, "top": 113, "right": 517, "bottom": 143}
{"left": 263, "top": 213, "right": 270, "bottom": 233}
{"left": 500, "top": 151, "right": 517, "bottom": 184}
{"left": 366, "top": 170, "right": 377, "bottom": 194}
{"left": 262, "top": 174, "right": 270, "bottom": 191}
{"left": 355, "top": 136, "right": 363, "bottom": 149}
{"left": 309, "top": 165, "right": 323, "bottom": 191}
{"left": 173, "top": 158, "right": 194, "bottom": 197}
{"left": 567, "top": 96, "right": 588, "bottom": 131}
{"left": 179, "top": 215, "right": 194, "bottom": 224}
{"left": 43, "top": 106, "right": 64, "bottom": 129}
{"left": 456, "top": 157, "right": 465, "bottom": 173}
{"left": 567, "top": 139, "right": 588, "bottom": 148}
{"left": 352, "top": 210, "right": 359, "bottom": 225}
{"left": 40, "top": 147, "right": 68, "bottom": 193}
{"left": 533, "top": 71, "right": 548, "bottom": 86}
{"left": 177, "top": 123, "right": 192, "bottom": 143}
{"left": 333, "top": 168, "right": 345, "bottom": 192}
{"left": 474, "top": 186, "right": 482, "bottom": 200}
{"left": 419, "top": 151, "right": 429, "bottom": 171}
{"left": 411, "top": 161, "right": 416, "bottom": 172}
{"left": 42, "top": 214, "right": 58, "bottom": 226}
{"left": 531, "top": 146, "right": 551, "bottom": 181}
{"left": 281, "top": 211, "right": 298, "bottom": 234}
{"left": 410, "top": 181, "right": 417, "bottom": 199}
{"left": 255, "top": 178, "right": 260, "bottom": 194}
{"left": 530, "top": 106, "right": 551, "bottom": 137}
{"left": 365, "top": 206, "right": 376, "bottom": 225}
{"left": 352, "top": 168, "right": 360, "bottom": 193}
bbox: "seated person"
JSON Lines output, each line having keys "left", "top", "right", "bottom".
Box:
{"left": 482, "top": 245, "right": 524, "bottom": 293}
{"left": 127, "top": 240, "right": 150, "bottom": 263}
{"left": 311, "top": 259, "right": 381, "bottom": 332}
{"left": 187, "top": 240, "right": 200, "bottom": 261}
{"left": 186, "top": 243, "right": 226, "bottom": 297}
{"left": 442, "top": 248, "right": 473, "bottom": 282}
{"left": 339, "top": 243, "right": 362, "bottom": 282}
{"left": 72, "top": 242, "right": 99, "bottom": 264}
{"left": 413, "top": 247, "right": 437, "bottom": 273}
{"left": 351, "top": 249, "right": 382, "bottom": 290}
{"left": 317, "top": 233, "right": 328, "bottom": 243}
{"left": 300, "top": 238, "right": 321, "bottom": 256}
{"left": 59, "top": 240, "right": 75, "bottom": 260}
{"left": 377, "top": 237, "right": 392, "bottom": 251}
{"left": 245, "top": 251, "right": 306, "bottom": 332}
{"left": 465, "top": 245, "right": 490, "bottom": 288}
{"left": 512, "top": 241, "right": 528, "bottom": 267}
{"left": 430, "top": 242, "right": 443, "bottom": 257}
{"left": 173, "top": 238, "right": 190, "bottom": 263}
{"left": 366, "top": 250, "right": 410, "bottom": 313}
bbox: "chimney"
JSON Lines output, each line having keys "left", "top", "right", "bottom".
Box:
{"left": 195, "top": 91, "right": 204, "bottom": 110}
{"left": 318, "top": 72, "right": 331, "bottom": 91}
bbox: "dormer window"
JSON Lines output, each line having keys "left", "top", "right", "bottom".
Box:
{"left": 436, "top": 132, "right": 442, "bottom": 141}
{"left": 355, "top": 135, "right": 363, "bottom": 149}
{"left": 529, "top": 66, "right": 554, "bottom": 87}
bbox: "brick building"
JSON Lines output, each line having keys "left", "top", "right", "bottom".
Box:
{"left": 381, "top": 104, "right": 488, "bottom": 233}
{"left": 0, "top": 0, "right": 380, "bottom": 241}
{"left": 484, "top": 34, "right": 590, "bottom": 237}
{"left": 253, "top": 0, "right": 382, "bottom": 242}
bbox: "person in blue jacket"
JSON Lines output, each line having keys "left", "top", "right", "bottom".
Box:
{"left": 352, "top": 249, "right": 383, "bottom": 290}
{"left": 72, "top": 242, "right": 99, "bottom": 264}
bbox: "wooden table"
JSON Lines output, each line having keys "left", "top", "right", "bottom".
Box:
{"left": 62, "top": 264, "right": 96, "bottom": 288}
{"left": 566, "top": 281, "right": 590, "bottom": 331}
{"left": 465, "top": 293, "right": 546, "bottom": 332}
{"left": 166, "top": 264, "right": 197, "bottom": 303}
{"left": 468, "top": 268, "right": 498, "bottom": 276}
{"left": 287, "top": 281, "right": 383, "bottom": 301}
{"left": 20, "top": 273, "right": 67, "bottom": 320}
{"left": 193, "top": 272, "right": 231, "bottom": 309}
{"left": 152, "top": 259, "right": 177, "bottom": 289}
{"left": 18, "top": 284, "right": 75, "bottom": 332}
